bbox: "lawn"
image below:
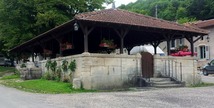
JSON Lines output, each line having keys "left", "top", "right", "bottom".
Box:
{"left": 0, "top": 74, "right": 95, "bottom": 94}
{"left": 0, "top": 66, "right": 16, "bottom": 77}
{"left": 0, "top": 66, "right": 95, "bottom": 94}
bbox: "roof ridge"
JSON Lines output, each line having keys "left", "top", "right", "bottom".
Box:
{"left": 118, "top": 9, "right": 207, "bottom": 33}
{"left": 75, "top": 9, "right": 114, "bottom": 19}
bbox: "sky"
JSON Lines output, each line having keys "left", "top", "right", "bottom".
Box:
{"left": 105, "top": 0, "right": 137, "bottom": 9}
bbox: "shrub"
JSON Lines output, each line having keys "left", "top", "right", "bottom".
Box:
{"left": 42, "top": 72, "right": 52, "bottom": 80}
{"left": 50, "top": 61, "right": 57, "bottom": 72}
{"left": 62, "top": 60, "right": 68, "bottom": 72}
{"left": 68, "top": 60, "right": 76, "bottom": 72}
{"left": 20, "top": 64, "right": 26, "bottom": 68}
{"left": 45, "top": 60, "right": 51, "bottom": 71}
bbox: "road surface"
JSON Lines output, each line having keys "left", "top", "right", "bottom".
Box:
{"left": 1, "top": 85, "right": 214, "bottom": 108}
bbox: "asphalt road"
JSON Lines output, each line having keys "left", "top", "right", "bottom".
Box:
{"left": 1, "top": 85, "right": 214, "bottom": 108}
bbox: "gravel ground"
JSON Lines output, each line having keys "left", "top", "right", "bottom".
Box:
{"left": 201, "top": 74, "right": 214, "bottom": 83}
{"left": 1, "top": 85, "right": 214, "bottom": 108}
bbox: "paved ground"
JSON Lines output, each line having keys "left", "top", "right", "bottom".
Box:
{"left": 201, "top": 74, "right": 214, "bottom": 83}
{"left": 1, "top": 85, "right": 214, "bottom": 108}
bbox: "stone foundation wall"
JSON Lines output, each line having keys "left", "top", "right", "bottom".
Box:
{"left": 39, "top": 53, "right": 142, "bottom": 90}
{"left": 154, "top": 55, "right": 201, "bottom": 86}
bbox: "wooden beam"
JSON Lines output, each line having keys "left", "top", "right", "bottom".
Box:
{"left": 185, "top": 35, "right": 194, "bottom": 56}
{"left": 151, "top": 40, "right": 161, "bottom": 55}
{"left": 114, "top": 28, "right": 130, "bottom": 54}
{"left": 163, "top": 34, "right": 172, "bottom": 56}
{"left": 193, "top": 36, "right": 202, "bottom": 43}
{"left": 79, "top": 22, "right": 94, "bottom": 52}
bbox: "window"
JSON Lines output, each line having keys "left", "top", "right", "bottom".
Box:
{"left": 199, "top": 46, "right": 206, "bottom": 59}
{"left": 199, "top": 45, "right": 209, "bottom": 59}
{"left": 170, "top": 39, "right": 176, "bottom": 48}
{"left": 210, "top": 60, "right": 214, "bottom": 66}
{"left": 179, "top": 38, "right": 183, "bottom": 46}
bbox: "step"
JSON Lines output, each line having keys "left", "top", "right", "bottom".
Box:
{"left": 148, "top": 77, "right": 184, "bottom": 88}
{"left": 151, "top": 81, "right": 176, "bottom": 85}
{"left": 149, "top": 78, "right": 172, "bottom": 82}
{"left": 152, "top": 83, "right": 184, "bottom": 88}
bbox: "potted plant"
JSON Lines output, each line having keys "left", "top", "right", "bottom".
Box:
{"left": 178, "top": 45, "right": 188, "bottom": 52}
{"left": 43, "top": 49, "right": 52, "bottom": 56}
{"left": 99, "top": 38, "right": 117, "bottom": 48}
{"left": 66, "top": 42, "right": 72, "bottom": 49}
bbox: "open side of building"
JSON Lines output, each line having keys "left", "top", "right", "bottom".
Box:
{"left": 11, "top": 9, "right": 208, "bottom": 89}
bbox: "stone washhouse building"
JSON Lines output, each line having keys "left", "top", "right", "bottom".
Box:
{"left": 10, "top": 9, "right": 208, "bottom": 89}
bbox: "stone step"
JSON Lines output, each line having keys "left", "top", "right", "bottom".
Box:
{"left": 151, "top": 83, "right": 184, "bottom": 88}
{"left": 148, "top": 77, "right": 184, "bottom": 88}
{"left": 149, "top": 78, "right": 171, "bottom": 82}
{"left": 151, "top": 81, "right": 176, "bottom": 85}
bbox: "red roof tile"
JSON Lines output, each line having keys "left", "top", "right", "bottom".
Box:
{"left": 75, "top": 9, "right": 208, "bottom": 34}
{"left": 187, "top": 19, "right": 214, "bottom": 28}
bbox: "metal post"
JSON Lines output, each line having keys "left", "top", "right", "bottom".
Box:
{"left": 180, "top": 62, "right": 182, "bottom": 81}
{"left": 172, "top": 60, "right": 173, "bottom": 78}
{"left": 168, "top": 59, "right": 170, "bottom": 77}
{"left": 175, "top": 61, "right": 177, "bottom": 80}
{"left": 165, "top": 60, "right": 167, "bottom": 76}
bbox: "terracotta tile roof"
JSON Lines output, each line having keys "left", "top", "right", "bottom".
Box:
{"left": 75, "top": 9, "right": 208, "bottom": 35}
{"left": 186, "top": 19, "right": 214, "bottom": 28}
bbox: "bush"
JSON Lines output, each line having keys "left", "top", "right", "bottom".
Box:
{"left": 42, "top": 72, "right": 52, "bottom": 80}
{"left": 20, "top": 64, "right": 26, "bottom": 68}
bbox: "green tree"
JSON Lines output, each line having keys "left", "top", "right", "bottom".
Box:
{"left": 119, "top": 0, "right": 214, "bottom": 21}
{"left": 0, "top": 0, "right": 112, "bottom": 55}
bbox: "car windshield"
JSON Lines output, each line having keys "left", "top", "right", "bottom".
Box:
{"left": 210, "top": 60, "right": 214, "bottom": 66}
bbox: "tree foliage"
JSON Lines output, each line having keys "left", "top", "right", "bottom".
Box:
{"left": 0, "top": 0, "right": 113, "bottom": 55}
{"left": 119, "top": 0, "right": 214, "bottom": 22}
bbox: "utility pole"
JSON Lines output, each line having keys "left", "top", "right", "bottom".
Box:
{"left": 155, "top": 5, "right": 158, "bottom": 18}
{"left": 112, "top": 1, "right": 116, "bottom": 9}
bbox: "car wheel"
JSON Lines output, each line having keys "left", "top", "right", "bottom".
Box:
{"left": 203, "top": 69, "right": 209, "bottom": 76}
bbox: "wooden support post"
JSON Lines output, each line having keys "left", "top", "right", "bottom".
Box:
{"left": 151, "top": 40, "right": 161, "bottom": 55}
{"left": 190, "top": 38, "right": 194, "bottom": 56}
{"left": 79, "top": 22, "right": 94, "bottom": 53}
{"left": 185, "top": 35, "right": 194, "bottom": 57}
{"left": 32, "top": 52, "right": 34, "bottom": 62}
{"left": 167, "top": 40, "right": 170, "bottom": 56}
{"left": 52, "top": 35, "right": 63, "bottom": 56}
{"left": 163, "top": 34, "right": 172, "bottom": 56}
{"left": 114, "top": 28, "right": 129, "bottom": 54}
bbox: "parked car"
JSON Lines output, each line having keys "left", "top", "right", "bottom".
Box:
{"left": 202, "top": 59, "right": 214, "bottom": 76}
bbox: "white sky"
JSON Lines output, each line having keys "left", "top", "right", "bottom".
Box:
{"left": 105, "top": 0, "right": 137, "bottom": 9}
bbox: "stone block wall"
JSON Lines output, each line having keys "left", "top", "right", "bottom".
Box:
{"left": 39, "top": 53, "right": 142, "bottom": 90}
{"left": 154, "top": 55, "right": 201, "bottom": 86}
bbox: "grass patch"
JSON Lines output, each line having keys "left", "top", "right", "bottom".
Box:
{"left": 0, "top": 75, "right": 95, "bottom": 94}
{"left": 0, "top": 67, "right": 95, "bottom": 94}
{"left": 0, "top": 74, "right": 19, "bottom": 80}
{"left": 190, "top": 82, "right": 214, "bottom": 87}
{"left": 0, "top": 66, "right": 16, "bottom": 77}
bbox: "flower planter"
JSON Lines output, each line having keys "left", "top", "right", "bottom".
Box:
{"left": 99, "top": 43, "right": 110, "bottom": 47}
{"left": 66, "top": 44, "right": 72, "bottom": 49}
